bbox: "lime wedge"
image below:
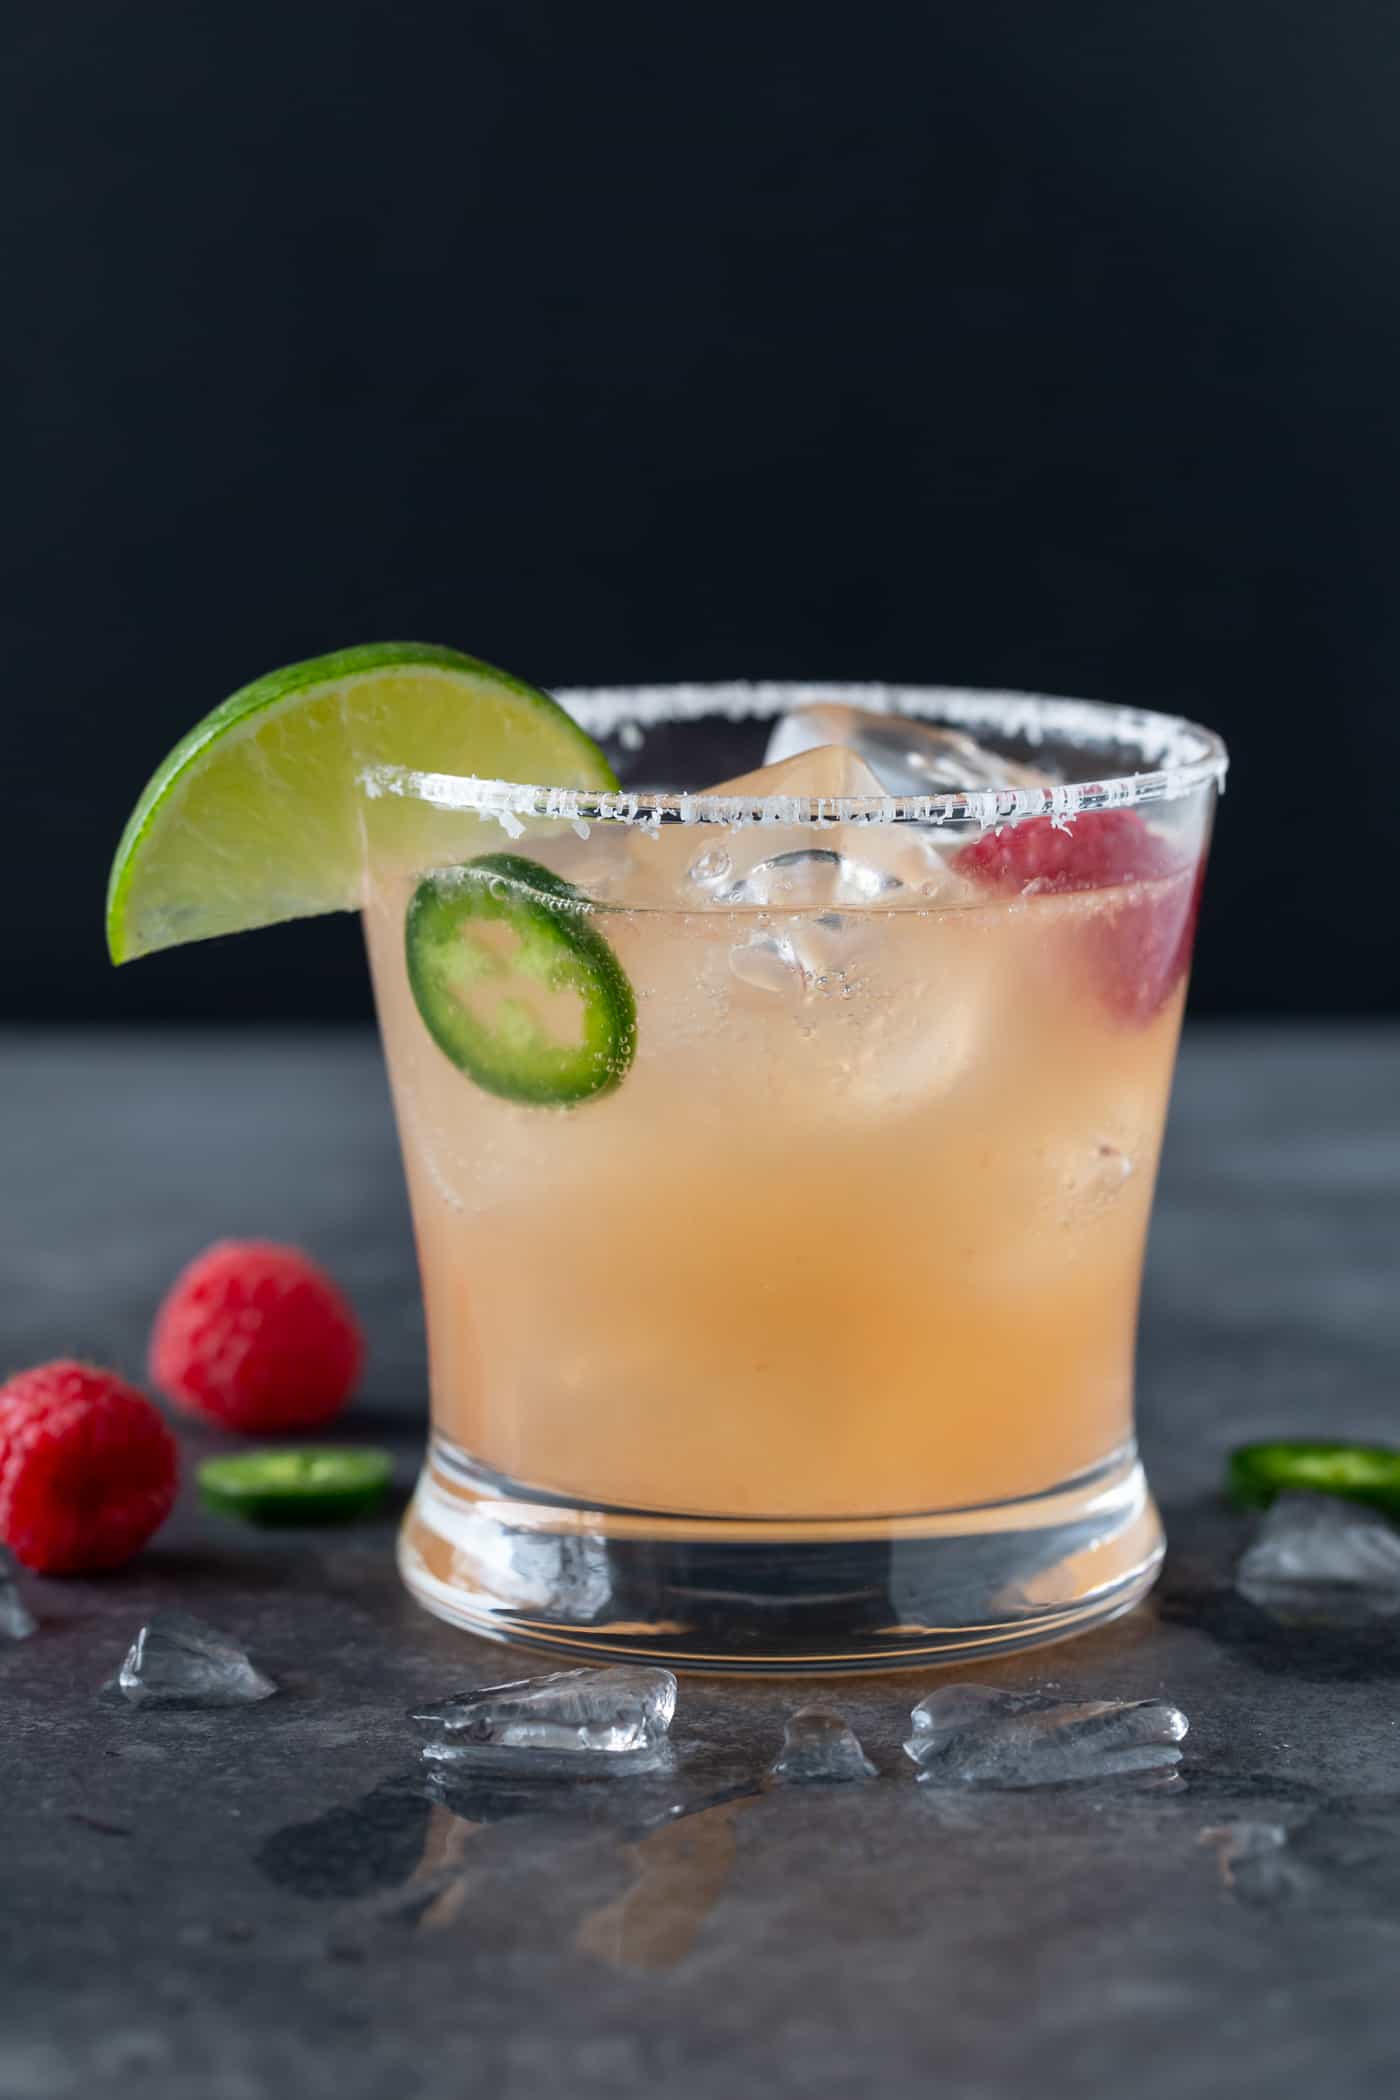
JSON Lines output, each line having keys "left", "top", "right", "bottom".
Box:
{"left": 107, "top": 642, "right": 616, "bottom": 962}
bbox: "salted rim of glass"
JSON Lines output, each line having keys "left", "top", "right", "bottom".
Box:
{"left": 360, "top": 682, "right": 1229, "bottom": 831}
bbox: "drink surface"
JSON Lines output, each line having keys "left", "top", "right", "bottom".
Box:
{"left": 366, "top": 835, "right": 1196, "bottom": 1521}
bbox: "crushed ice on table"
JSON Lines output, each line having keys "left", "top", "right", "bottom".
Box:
{"left": 903, "top": 1684, "right": 1188, "bottom": 1788}
{"left": 768, "top": 1706, "right": 877, "bottom": 1785}
{"left": 108, "top": 1611, "right": 278, "bottom": 1708}
{"left": 412, "top": 1666, "right": 679, "bottom": 1776}
{"left": 0, "top": 1548, "right": 37, "bottom": 1641}
{"left": 764, "top": 704, "right": 1054, "bottom": 796}
{"left": 1236, "top": 1494, "right": 1400, "bottom": 1623}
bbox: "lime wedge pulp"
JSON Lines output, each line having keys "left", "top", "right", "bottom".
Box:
{"left": 106, "top": 642, "right": 617, "bottom": 962}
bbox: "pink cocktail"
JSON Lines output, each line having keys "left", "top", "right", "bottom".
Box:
{"left": 363, "top": 683, "right": 1225, "bottom": 1670}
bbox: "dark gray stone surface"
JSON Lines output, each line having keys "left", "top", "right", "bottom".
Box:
{"left": 2, "top": 1025, "right": 1398, "bottom": 2100}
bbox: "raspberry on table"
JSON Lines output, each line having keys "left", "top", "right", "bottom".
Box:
{"left": 0, "top": 1361, "right": 179, "bottom": 1574}
{"left": 149, "top": 1241, "right": 365, "bottom": 1434}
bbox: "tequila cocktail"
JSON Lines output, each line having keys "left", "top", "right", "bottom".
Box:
{"left": 366, "top": 684, "right": 1225, "bottom": 1669}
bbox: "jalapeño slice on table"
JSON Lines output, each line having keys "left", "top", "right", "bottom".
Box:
{"left": 1227, "top": 1440, "right": 1400, "bottom": 1519}
{"left": 405, "top": 852, "right": 637, "bottom": 1106}
{"left": 198, "top": 1449, "right": 394, "bottom": 1525}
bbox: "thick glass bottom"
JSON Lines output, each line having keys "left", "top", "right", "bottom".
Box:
{"left": 398, "top": 1437, "right": 1163, "bottom": 1673}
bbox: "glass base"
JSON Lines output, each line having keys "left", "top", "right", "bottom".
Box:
{"left": 398, "top": 1438, "right": 1163, "bottom": 1673}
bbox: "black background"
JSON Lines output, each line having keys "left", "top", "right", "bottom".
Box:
{"left": 6, "top": 1, "right": 1397, "bottom": 1022}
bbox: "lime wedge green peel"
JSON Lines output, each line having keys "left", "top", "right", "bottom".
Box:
{"left": 107, "top": 643, "right": 618, "bottom": 963}
{"left": 198, "top": 1448, "right": 395, "bottom": 1525}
